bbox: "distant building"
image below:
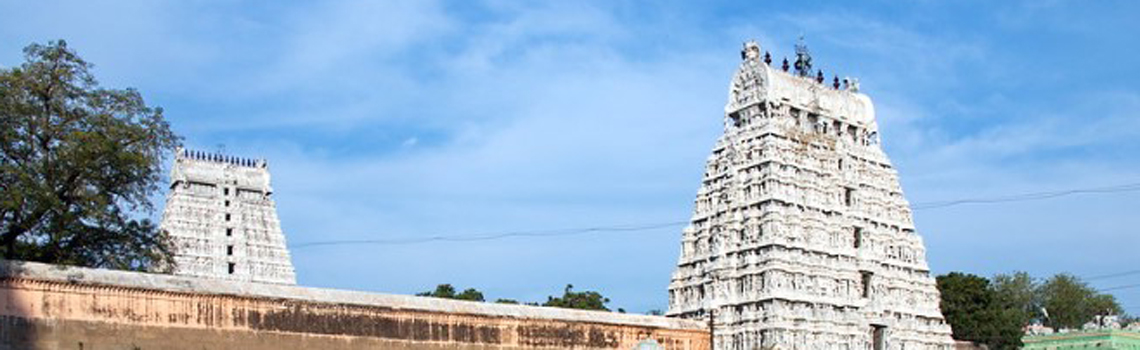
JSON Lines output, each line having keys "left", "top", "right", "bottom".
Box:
{"left": 1023, "top": 330, "right": 1140, "bottom": 349}
{"left": 159, "top": 148, "right": 297, "bottom": 284}
{"left": 667, "top": 40, "right": 954, "bottom": 349}
{"left": 1023, "top": 316, "right": 1140, "bottom": 350}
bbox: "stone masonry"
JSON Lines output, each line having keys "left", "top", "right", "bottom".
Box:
{"left": 667, "top": 41, "right": 954, "bottom": 350}
{"left": 0, "top": 260, "right": 709, "bottom": 350}
{"left": 160, "top": 148, "right": 296, "bottom": 284}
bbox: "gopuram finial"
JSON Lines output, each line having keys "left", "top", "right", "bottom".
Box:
{"left": 846, "top": 76, "right": 861, "bottom": 92}
{"left": 741, "top": 41, "right": 762, "bottom": 63}
{"left": 793, "top": 35, "right": 812, "bottom": 77}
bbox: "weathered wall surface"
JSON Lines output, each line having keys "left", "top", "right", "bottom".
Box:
{"left": 0, "top": 260, "right": 708, "bottom": 350}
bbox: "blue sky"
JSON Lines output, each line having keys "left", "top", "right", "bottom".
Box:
{"left": 2, "top": 1, "right": 1138, "bottom": 315}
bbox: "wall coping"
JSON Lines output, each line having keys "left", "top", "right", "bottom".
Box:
{"left": 0, "top": 259, "right": 705, "bottom": 330}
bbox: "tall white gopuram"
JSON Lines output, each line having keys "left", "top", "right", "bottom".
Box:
{"left": 668, "top": 41, "right": 954, "bottom": 350}
{"left": 159, "top": 148, "right": 297, "bottom": 285}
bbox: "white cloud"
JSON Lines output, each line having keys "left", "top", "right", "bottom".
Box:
{"left": 252, "top": 1, "right": 453, "bottom": 94}
{"left": 195, "top": 2, "right": 732, "bottom": 311}
{"left": 6, "top": 1, "right": 1137, "bottom": 314}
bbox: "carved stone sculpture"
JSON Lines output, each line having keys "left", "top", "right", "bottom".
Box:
{"left": 159, "top": 148, "right": 297, "bottom": 285}
{"left": 668, "top": 41, "right": 954, "bottom": 350}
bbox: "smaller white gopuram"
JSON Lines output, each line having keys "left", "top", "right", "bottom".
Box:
{"left": 159, "top": 148, "right": 297, "bottom": 285}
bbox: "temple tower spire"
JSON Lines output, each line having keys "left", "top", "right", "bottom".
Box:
{"left": 160, "top": 148, "right": 297, "bottom": 285}
{"left": 668, "top": 41, "right": 953, "bottom": 349}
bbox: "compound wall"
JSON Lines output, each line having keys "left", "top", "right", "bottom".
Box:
{"left": 0, "top": 260, "right": 709, "bottom": 350}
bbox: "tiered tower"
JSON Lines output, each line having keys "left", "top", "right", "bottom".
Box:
{"left": 159, "top": 148, "right": 297, "bottom": 285}
{"left": 667, "top": 41, "right": 953, "bottom": 349}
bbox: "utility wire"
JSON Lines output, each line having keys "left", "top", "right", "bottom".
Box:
{"left": 1085, "top": 270, "right": 1140, "bottom": 281}
{"left": 911, "top": 182, "right": 1140, "bottom": 210}
{"left": 1099, "top": 283, "right": 1140, "bottom": 292}
{"left": 291, "top": 221, "right": 688, "bottom": 249}
{"left": 291, "top": 181, "right": 1140, "bottom": 248}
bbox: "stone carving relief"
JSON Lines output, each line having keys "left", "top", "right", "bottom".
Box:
{"left": 160, "top": 148, "right": 297, "bottom": 285}
{"left": 668, "top": 42, "right": 954, "bottom": 350}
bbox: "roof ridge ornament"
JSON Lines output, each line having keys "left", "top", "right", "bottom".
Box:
{"left": 794, "top": 35, "right": 812, "bottom": 77}
{"left": 741, "top": 40, "right": 762, "bottom": 63}
{"left": 846, "top": 76, "right": 861, "bottom": 93}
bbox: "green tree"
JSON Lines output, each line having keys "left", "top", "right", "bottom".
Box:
{"left": 936, "top": 272, "right": 1024, "bottom": 349}
{"left": 1038, "top": 273, "right": 1122, "bottom": 329}
{"left": 0, "top": 40, "right": 178, "bottom": 271}
{"left": 1121, "top": 314, "right": 1139, "bottom": 325}
{"left": 991, "top": 271, "right": 1039, "bottom": 324}
{"left": 418, "top": 284, "right": 457, "bottom": 298}
{"left": 417, "top": 284, "right": 485, "bottom": 302}
{"left": 455, "top": 288, "right": 485, "bottom": 302}
{"left": 542, "top": 284, "right": 611, "bottom": 311}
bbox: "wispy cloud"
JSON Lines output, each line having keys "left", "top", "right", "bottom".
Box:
{"left": 2, "top": 0, "right": 1138, "bottom": 314}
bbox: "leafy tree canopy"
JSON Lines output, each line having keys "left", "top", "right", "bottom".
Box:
{"left": 0, "top": 40, "right": 179, "bottom": 271}
{"left": 417, "top": 284, "right": 485, "bottom": 302}
{"left": 455, "top": 288, "right": 485, "bottom": 302}
{"left": 542, "top": 284, "right": 611, "bottom": 311}
{"left": 991, "top": 271, "right": 1036, "bottom": 322}
{"left": 1039, "top": 273, "right": 1123, "bottom": 329}
{"left": 938, "top": 271, "right": 1128, "bottom": 349}
{"left": 417, "top": 283, "right": 619, "bottom": 312}
{"left": 937, "top": 272, "right": 1023, "bottom": 349}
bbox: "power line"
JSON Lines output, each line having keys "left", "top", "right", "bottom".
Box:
{"left": 911, "top": 182, "right": 1140, "bottom": 210}
{"left": 291, "top": 221, "right": 688, "bottom": 249}
{"left": 290, "top": 180, "right": 1140, "bottom": 248}
{"left": 1099, "top": 283, "right": 1140, "bottom": 292}
{"left": 1085, "top": 270, "right": 1140, "bottom": 281}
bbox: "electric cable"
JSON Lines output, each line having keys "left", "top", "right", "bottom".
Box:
{"left": 290, "top": 180, "right": 1140, "bottom": 248}
{"left": 1100, "top": 283, "right": 1140, "bottom": 292}
{"left": 911, "top": 182, "right": 1140, "bottom": 210}
{"left": 1085, "top": 270, "right": 1140, "bottom": 281}
{"left": 291, "top": 221, "right": 688, "bottom": 248}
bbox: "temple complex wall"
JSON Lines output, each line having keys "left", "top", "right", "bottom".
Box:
{"left": 0, "top": 260, "right": 709, "bottom": 350}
